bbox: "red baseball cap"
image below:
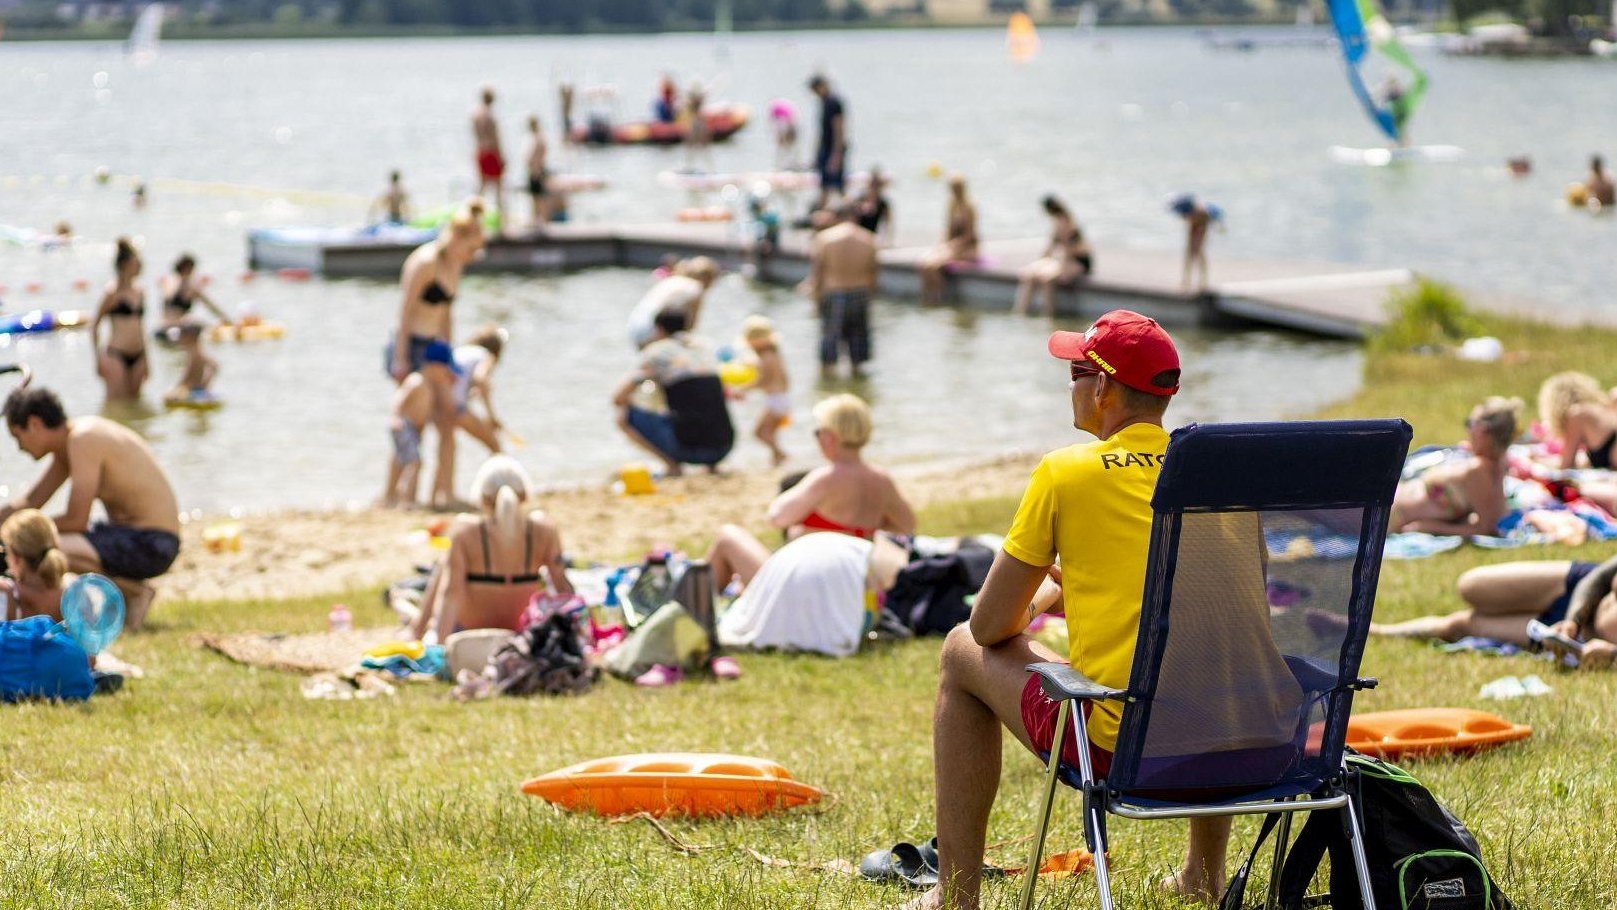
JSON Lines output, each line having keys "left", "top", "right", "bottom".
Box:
{"left": 1048, "top": 310, "right": 1181, "bottom": 396}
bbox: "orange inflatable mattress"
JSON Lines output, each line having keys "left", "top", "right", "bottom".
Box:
{"left": 1341, "top": 708, "right": 1532, "bottom": 759}
{"left": 521, "top": 752, "right": 823, "bottom": 818}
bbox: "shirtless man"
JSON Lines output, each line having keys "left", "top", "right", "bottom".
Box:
{"left": 806, "top": 204, "right": 879, "bottom": 378}
{"left": 2, "top": 386, "right": 181, "bottom": 628}
{"left": 1585, "top": 155, "right": 1616, "bottom": 209}
{"left": 1172, "top": 194, "right": 1216, "bottom": 293}
{"left": 472, "top": 86, "right": 505, "bottom": 232}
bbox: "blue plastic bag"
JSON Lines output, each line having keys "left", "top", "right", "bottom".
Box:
{"left": 0, "top": 615, "right": 95, "bottom": 703}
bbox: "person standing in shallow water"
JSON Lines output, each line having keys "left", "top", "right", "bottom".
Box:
{"left": 92, "top": 238, "right": 149, "bottom": 400}
{"left": 388, "top": 199, "right": 487, "bottom": 509}
{"left": 806, "top": 204, "right": 879, "bottom": 379}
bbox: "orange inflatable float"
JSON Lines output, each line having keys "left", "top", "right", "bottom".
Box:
{"left": 1314, "top": 708, "right": 1532, "bottom": 760}
{"left": 521, "top": 752, "right": 823, "bottom": 818}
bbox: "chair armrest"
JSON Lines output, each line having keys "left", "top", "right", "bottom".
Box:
{"left": 1027, "top": 662, "right": 1129, "bottom": 703}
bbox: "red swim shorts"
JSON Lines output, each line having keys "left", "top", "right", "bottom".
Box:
{"left": 1020, "top": 669, "right": 1113, "bottom": 778}
{"left": 477, "top": 149, "right": 505, "bottom": 180}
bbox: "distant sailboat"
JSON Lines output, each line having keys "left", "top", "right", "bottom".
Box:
{"left": 1007, "top": 11, "right": 1040, "bottom": 63}
{"left": 126, "top": 3, "right": 164, "bottom": 64}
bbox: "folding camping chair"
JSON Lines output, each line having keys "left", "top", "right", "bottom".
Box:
{"left": 1018, "top": 419, "right": 1411, "bottom": 910}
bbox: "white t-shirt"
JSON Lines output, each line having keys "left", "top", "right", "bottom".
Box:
{"left": 717, "top": 532, "right": 872, "bottom": 658}
{"left": 628, "top": 275, "right": 704, "bottom": 348}
{"left": 453, "top": 345, "right": 489, "bottom": 411}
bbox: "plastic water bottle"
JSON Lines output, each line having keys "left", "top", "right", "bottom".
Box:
{"left": 328, "top": 603, "right": 353, "bottom": 632}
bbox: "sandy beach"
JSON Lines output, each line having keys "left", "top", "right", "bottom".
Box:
{"left": 159, "top": 451, "right": 1042, "bottom": 605}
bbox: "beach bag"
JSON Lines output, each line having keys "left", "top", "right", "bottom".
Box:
{"left": 601, "top": 602, "right": 710, "bottom": 680}
{"left": 884, "top": 542, "right": 994, "bottom": 636}
{"left": 1222, "top": 753, "right": 1513, "bottom": 910}
{"left": 489, "top": 611, "right": 597, "bottom": 697}
{"left": 0, "top": 616, "right": 95, "bottom": 703}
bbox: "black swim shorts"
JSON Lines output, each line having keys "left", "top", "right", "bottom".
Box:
{"left": 84, "top": 523, "right": 181, "bottom": 580}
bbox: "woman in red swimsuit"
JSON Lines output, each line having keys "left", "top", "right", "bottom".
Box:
{"left": 705, "top": 393, "right": 916, "bottom": 587}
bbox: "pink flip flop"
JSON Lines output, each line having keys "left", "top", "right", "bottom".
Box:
{"left": 634, "top": 664, "right": 685, "bottom": 687}
{"left": 710, "top": 656, "right": 742, "bottom": 680}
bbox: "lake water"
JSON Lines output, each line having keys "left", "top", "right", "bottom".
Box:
{"left": 7, "top": 26, "right": 1609, "bottom": 511}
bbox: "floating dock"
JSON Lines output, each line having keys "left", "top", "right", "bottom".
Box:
{"left": 247, "top": 222, "right": 1415, "bottom": 340}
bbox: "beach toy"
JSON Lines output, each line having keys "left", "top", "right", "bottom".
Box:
{"left": 1566, "top": 182, "right": 1589, "bottom": 207}
{"left": 521, "top": 752, "right": 824, "bottom": 818}
{"left": 61, "top": 574, "right": 125, "bottom": 656}
{"left": 202, "top": 522, "right": 242, "bottom": 553}
{"left": 620, "top": 463, "right": 657, "bottom": 496}
{"left": 0, "top": 309, "right": 87, "bottom": 335}
{"left": 926, "top": 161, "right": 944, "bottom": 179}
{"left": 1309, "top": 708, "right": 1532, "bottom": 760}
{"left": 718, "top": 360, "right": 758, "bottom": 388}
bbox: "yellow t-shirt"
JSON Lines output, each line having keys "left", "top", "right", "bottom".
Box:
{"left": 1003, "top": 422, "right": 1169, "bottom": 751}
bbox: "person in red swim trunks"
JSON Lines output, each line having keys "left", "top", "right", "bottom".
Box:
{"left": 471, "top": 85, "right": 505, "bottom": 232}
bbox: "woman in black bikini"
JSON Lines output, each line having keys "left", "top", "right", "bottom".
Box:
{"left": 1014, "top": 195, "right": 1093, "bottom": 315}
{"left": 408, "top": 456, "right": 572, "bottom": 640}
{"left": 1537, "top": 371, "right": 1617, "bottom": 513}
{"left": 93, "top": 238, "right": 149, "bottom": 399}
{"left": 157, "top": 253, "right": 233, "bottom": 332}
{"left": 388, "top": 198, "right": 487, "bottom": 508}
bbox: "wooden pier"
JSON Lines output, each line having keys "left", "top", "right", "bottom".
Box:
{"left": 248, "top": 221, "right": 1417, "bottom": 340}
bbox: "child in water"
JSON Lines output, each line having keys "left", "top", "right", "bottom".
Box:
{"left": 164, "top": 323, "right": 218, "bottom": 406}
{"left": 739, "top": 316, "right": 790, "bottom": 467}
{"left": 383, "top": 340, "right": 460, "bottom": 508}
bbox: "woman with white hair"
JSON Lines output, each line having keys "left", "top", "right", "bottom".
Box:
{"left": 408, "top": 455, "right": 571, "bottom": 640}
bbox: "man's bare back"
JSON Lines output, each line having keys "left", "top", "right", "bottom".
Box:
{"left": 66, "top": 417, "right": 180, "bottom": 534}
{"left": 472, "top": 104, "right": 500, "bottom": 153}
{"left": 812, "top": 222, "right": 879, "bottom": 294}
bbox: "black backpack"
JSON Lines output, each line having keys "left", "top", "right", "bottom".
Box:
{"left": 1223, "top": 753, "right": 1513, "bottom": 910}
{"left": 883, "top": 542, "right": 994, "bottom": 636}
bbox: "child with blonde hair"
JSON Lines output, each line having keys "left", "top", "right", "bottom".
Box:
{"left": 0, "top": 509, "right": 74, "bottom": 621}
{"left": 738, "top": 315, "right": 791, "bottom": 466}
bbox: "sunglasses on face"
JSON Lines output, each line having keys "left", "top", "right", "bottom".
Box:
{"left": 1070, "top": 361, "right": 1102, "bottom": 383}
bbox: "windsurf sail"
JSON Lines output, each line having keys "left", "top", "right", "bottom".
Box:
{"left": 1324, "top": 0, "right": 1427, "bottom": 142}
{"left": 126, "top": 3, "right": 163, "bottom": 62}
{"left": 1007, "top": 11, "right": 1040, "bottom": 63}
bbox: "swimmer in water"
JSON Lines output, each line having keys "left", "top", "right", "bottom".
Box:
{"left": 1585, "top": 155, "right": 1615, "bottom": 209}
{"left": 162, "top": 323, "right": 218, "bottom": 406}
{"left": 92, "top": 238, "right": 149, "bottom": 399}
{"left": 158, "top": 254, "right": 233, "bottom": 331}
{"left": 369, "top": 170, "right": 410, "bottom": 224}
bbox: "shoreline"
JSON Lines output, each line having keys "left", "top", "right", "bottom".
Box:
{"left": 160, "top": 448, "right": 1042, "bottom": 605}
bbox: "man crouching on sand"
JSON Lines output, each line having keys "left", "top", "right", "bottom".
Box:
{"left": 904, "top": 312, "right": 1233, "bottom": 909}
{"left": 1, "top": 386, "right": 181, "bottom": 628}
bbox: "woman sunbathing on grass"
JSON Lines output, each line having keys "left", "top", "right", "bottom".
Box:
{"left": 1372, "top": 555, "right": 1617, "bottom": 669}
{"left": 1534, "top": 371, "right": 1617, "bottom": 512}
{"left": 1388, "top": 397, "right": 1519, "bottom": 536}
{"left": 406, "top": 456, "right": 572, "bottom": 642}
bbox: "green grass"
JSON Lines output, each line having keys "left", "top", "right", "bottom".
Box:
{"left": 6, "top": 312, "right": 1617, "bottom": 907}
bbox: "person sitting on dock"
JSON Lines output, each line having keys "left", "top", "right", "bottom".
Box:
{"left": 1584, "top": 155, "right": 1615, "bottom": 208}
{"left": 855, "top": 166, "right": 893, "bottom": 246}
{"left": 612, "top": 306, "right": 735, "bottom": 476}
{"left": 806, "top": 203, "right": 879, "bottom": 379}
{"left": 627, "top": 257, "right": 719, "bottom": 350}
{"left": 917, "top": 174, "right": 979, "bottom": 306}
{"left": 1, "top": 385, "right": 181, "bottom": 629}
{"left": 1014, "top": 194, "right": 1092, "bottom": 316}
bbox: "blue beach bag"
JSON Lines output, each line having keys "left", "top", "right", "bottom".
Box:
{"left": 0, "top": 615, "right": 95, "bottom": 703}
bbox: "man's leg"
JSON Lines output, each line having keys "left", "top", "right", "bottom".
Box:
{"left": 616, "top": 406, "right": 682, "bottom": 476}
{"left": 58, "top": 532, "right": 157, "bottom": 630}
{"left": 57, "top": 532, "right": 103, "bottom": 575}
{"left": 913, "top": 626, "right": 1061, "bottom": 910}
{"left": 1168, "top": 818, "right": 1233, "bottom": 903}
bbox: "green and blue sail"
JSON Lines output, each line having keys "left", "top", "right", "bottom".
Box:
{"left": 1324, "top": 0, "right": 1428, "bottom": 142}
